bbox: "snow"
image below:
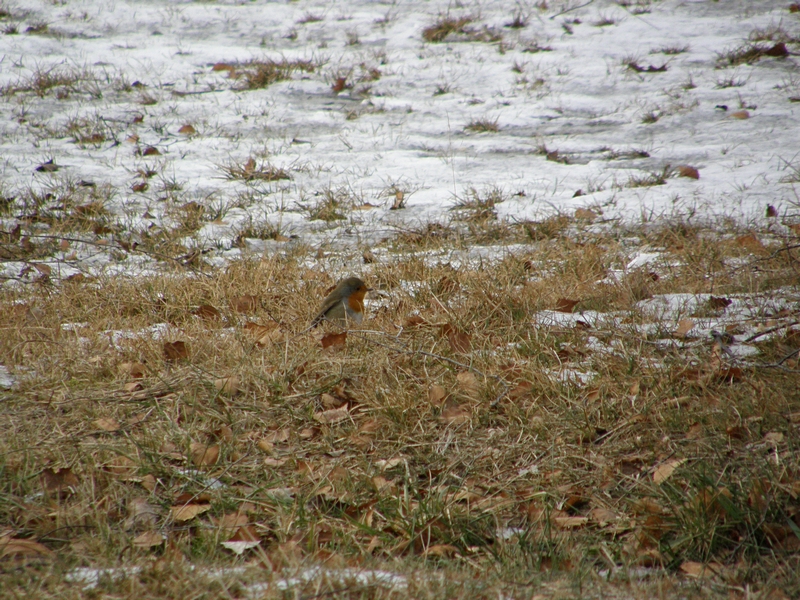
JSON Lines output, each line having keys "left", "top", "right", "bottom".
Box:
{"left": 1, "top": 0, "right": 798, "bottom": 281}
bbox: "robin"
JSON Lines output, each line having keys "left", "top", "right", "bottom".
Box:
{"left": 311, "top": 276, "right": 370, "bottom": 327}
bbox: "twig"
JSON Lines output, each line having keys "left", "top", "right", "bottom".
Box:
{"left": 756, "top": 347, "right": 800, "bottom": 371}
{"left": 549, "top": 0, "right": 594, "bottom": 20}
{"left": 743, "top": 321, "right": 799, "bottom": 343}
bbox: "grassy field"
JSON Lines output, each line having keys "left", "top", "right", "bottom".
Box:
{"left": 1, "top": 207, "right": 799, "bottom": 599}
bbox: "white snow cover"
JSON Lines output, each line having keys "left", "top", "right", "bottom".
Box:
{"left": 1, "top": 0, "right": 798, "bottom": 278}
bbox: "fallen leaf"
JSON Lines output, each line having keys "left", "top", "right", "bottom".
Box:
{"left": 321, "top": 332, "right": 347, "bottom": 349}
{"left": 730, "top": 110, "right": 750, "bottom": 119}
{"left": 314, "top": 405, "right": 350, "bottom": 424}
{"left": 132, "top": 531, "right": 164, "bottom": 549}
{"left": 92, "top": 417, "right": 120, "bottom": 432}
{"left": 214, "top": 376, "right": 239, "bottom": 396}
{"left": 653, "top": 458, "right": 686, "bottom": 484}
{"left": 555, "top": 298, "right": 579, "bottom": 313}
{"left": 574, "top": 208, "right": 597, "bottom": 221}
{"left": 765, "top": 42, "right": 788, "bottom": 57}
{"left": 423, "top": 544, "right": 458, "bottom": 558}
{"left": 190, "top": 443, "right": 220, "bottom": 467}
{"left": 677, "top": 165, "right": 700, "bottom": 179}
{"left": 764, "top": 432, "right": 784, "bottom": 444}
{"left": 194, "top": 304, "right": 221, "bottom": 320}
{"left": 232, "top": 295, "right": 259, "bottom": 314}
{"left": 553, "top": 515, "right": 588, "bottom": 529}
{"left": 142, "top": 146, "right": 161, "bottom": 156}
{"left": 131, "top": 181, "right": 148, "bottom": 193}
{"left": 440, "top": 402, "right": 471, "bottom": 425}
{"left": 170, "top": 503, "right": 210, "bottom": 522}
{"left": 429, "top": 384, "right": 448, "bottom": 406}
{"left": 41, "top": 467, "right": 79, "bottom": 496}
{"left": 220, "top": 539, "right": 260, "bottom": 555}
{"left": 708, "top": 296, "right": 731, "bottom": 310}
{"left": 390, "top": 190, "right": 405, "bottom": 210}
{"left": 680, "top": 561, "right": 720, "bottom": 578}
{"left": 178, "top": 124, "right": 196, "bottom": 135}
{"left": 736, "top": 233, "right": 765, "bottom": 252}
{"left": 674, "top": 319, "right": 694, "bottom": 338}
{"left": 447, "top": 329, "right": 471, "bottom": 353}
{"left": 0, "top": 536, "right": 52, "bottom": 558}
{"left": 243, "top": 322, "right": 282, "bottom": 346}
{"left": 588, "top": 507, "right": 618, "bottom": 525}
{"left": 118, "top": 362, "right": 146, "bottom": 378}
{"left": 163, "top": 341, "right": 189, "bottom": 361}
{"left": 456, "top": 371, "right": 480, "bottom": 397}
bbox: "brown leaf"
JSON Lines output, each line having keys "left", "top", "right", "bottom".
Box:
{"left": 708, "top": 296, "right": 732, "bottom": 310}
{"left": 674, "top": 319, "right": 694, "bottom": 339}
{"left": 178, "top": 124, "right": 196, "bottom": 135}
{"left": 456, "top": 371, "right": 480, "bottom": 397}
{"left": 508, "top": 381, "right": 533, "bottom": 401}
{"left": 194, "top": 304, "right": 221, "bottom": 320}
{"left": 41, "top": 467, "right": 79, "bottom": 495}
{"left": 390, "top": 190, "right": 405, "bottom": 210}
{"left": 190, "top": 443, "right": 220, "bottom": 467}
{"left": 321, "top": 331, "right": 347, "bottom": 349}
{"left": 0, "top": 536, "right": 52, "bottom": 558}
{"left": 170, "top": 503, "right": 211, "bottom": 522}
{"left": 140, "top": 474, "right": 156, "bottom": 492}
{"left": 764, "top": 42, "right": 788, "bottom": 57}
{"left": 142, "top": 146, "right": 161, "bottom": 156}
{"left": 423, "top": 544, "right": 458, "bottom": 558}
{"left": 680, "top": 561, "right": 721, "bottom": 578}
{"left": 132, "top": 531, "right": 164, "bottom": 548}
{"left": 314, "top": 405, "right": 350, "bottom": 424}
{"left": 163, "top": 341, "right": 189, "bottom": 361}
{"left": 428, "top": 384, "right": 448, "bottom": 406}
{"left": 588, "top": 507, "right": 618, "bottom": 525}
{"left": 736, "top": 233, "right": 765, "bottom": 252}
{"left": 232, "top": 295, "right": 259, "bottom": 314}
{"left": 118, "top": 362, "right": 146, "bottom": 378}
{"left": 730, "top": 110, "right": 750, "bottom": 120}
{"left": 573, "top": 208, "right": 597, "bottom": 222}
{"left": 553, "top": 515, "right": 588, "bottom": 529}
{"left": 677, "top": 165, "right": 700, "bottom": 179}
{"left": 33, "top": 263, "right": 51, "bottom": 276}
{"left": 92, "top": 417, "right": 120, "bottom": 432}
{"left": 131, "top": 181, "right": 149, "bottom": 193}
{"left": 555, "top": 298, "right": 579, "bottom": 313}
{"left": 653, "top": 458, "right": 685, "bottom": 484}
{"left": 214, "top": 376, "right": 240, "bottom": 396}
{"left": 440, "top": 401, "right": 471, "bottom": 424}
{"left": 447, "top": 329, "right": 471, "bottom": 354}
{"left": 243, "top": 322, "right": 282, "bottom": 346}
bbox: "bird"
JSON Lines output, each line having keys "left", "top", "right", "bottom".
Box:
{"left": 310, "top": 276, "right": 370, "bottom": 327}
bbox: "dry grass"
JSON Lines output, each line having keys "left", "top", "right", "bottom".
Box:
{"left": 227, "top": 59, "right": 317, "bottom": 91}
{"left": 1, "top": 212, "right": 800, "bottom": 598}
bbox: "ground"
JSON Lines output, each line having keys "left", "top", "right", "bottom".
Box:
{"left": 1, "top": 0, "right": 799, "bottom": 598}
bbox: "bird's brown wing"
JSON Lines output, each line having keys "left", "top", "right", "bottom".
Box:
{"left": 310, "top": 290, "right": 343, "bottom": 326}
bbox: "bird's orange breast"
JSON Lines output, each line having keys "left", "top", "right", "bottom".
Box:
{"left": 347, "top": 288, "right": 366, "bottom": 312}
